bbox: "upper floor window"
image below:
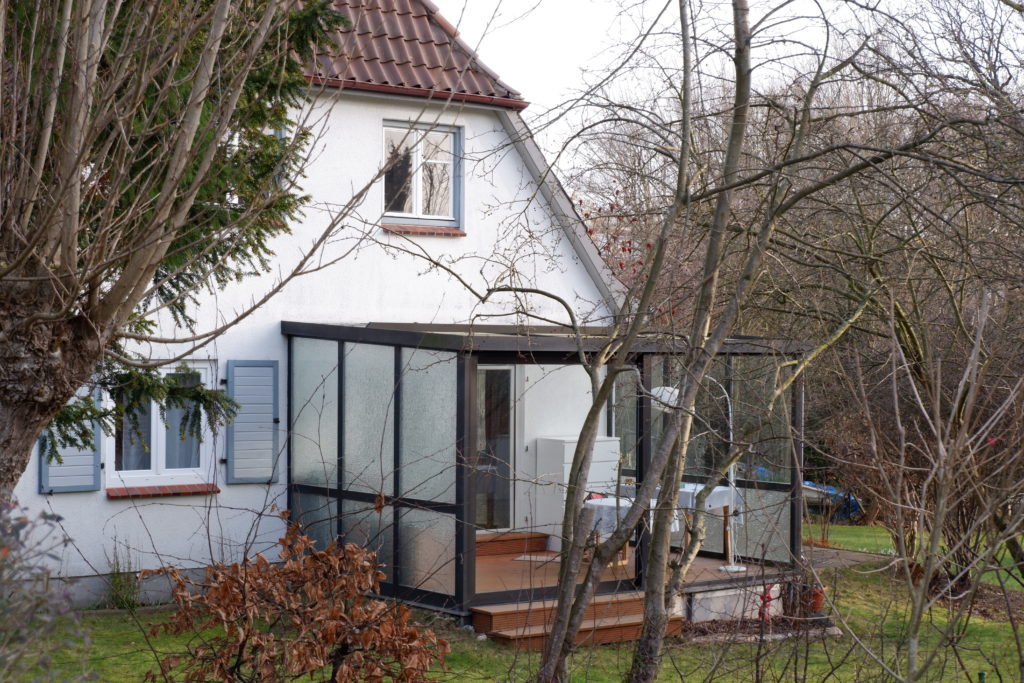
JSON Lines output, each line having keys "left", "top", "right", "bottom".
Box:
{"left": 383, "top": 124, "right": 462, "bottom": 233}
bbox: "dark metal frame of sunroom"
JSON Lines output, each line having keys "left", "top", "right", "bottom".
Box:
{"left": 282, "top": 321, "right": 806, "bottom": 616}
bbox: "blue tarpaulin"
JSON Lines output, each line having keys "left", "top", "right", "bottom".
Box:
{"left": 803, "top": 481, "right": 863, "bottom": 522}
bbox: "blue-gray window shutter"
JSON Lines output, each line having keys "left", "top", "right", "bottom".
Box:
{"left": 38, "top": 422, "right": 102, "bottom": 494}
{"left": 226, "top": 360, "right": 280, "bottom": 484}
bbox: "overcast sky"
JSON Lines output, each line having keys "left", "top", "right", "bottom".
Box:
{"left": 428, "top": 0, "right": 850, "bottom": 154}
{"left": 431, "top": 0, "right": 625, "bottom": 114}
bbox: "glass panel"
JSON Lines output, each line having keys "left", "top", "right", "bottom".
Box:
{"left": 685, "top": 359, "right": 729, "bottom": 478}
{"left": 422, "top": 131, "right": 452, "bottom": 216}
{"left": 735, "top": 486, "right": 792, "bottom": 563}
{"left": 343, "top": 343, "right": 395, "bottom": 496}
{"left": 423, "top": 131, "right": 451, "bottom": 162}
{"left": 422, "top": 162, "right": 451, "bottom": 216}
{"left": 399, "top": 349, "right": 457, "bottom": 504}
{"left": 165, "top": 372, "right": 201, "bottom": 469}
{"left": 475, "top": 368, "right": 512, "bottom": 529}
{"left": 292, "top": 492, "right": 337, "bottom": 550}
{"left": 341, "top": 499, "right": 393, "bottom": 582}
{"left": 610, "top": 369, "right": 639, "bottom": 473}
{"left": 291, "top": 338, "right": 339, "bottom": 486}
{"left": 384, "top": 128, "right": 414, "bottom": 214}
{"left": 648, "top": 356, "right": 673, "bottom": 460}
{"left": 732, "top": 356, "right": 792, "bottom": 484}
{"left": 398, "top": 509, "right": 455, "bottom": 595}
{"left": 116, "top": 403, "right": 152, "bottom": 471}
{"left": 671, "top": 506, "right": 725, "bottom": 554}
{"left": 647, "top": 356, "right": 728, "bottom": 479}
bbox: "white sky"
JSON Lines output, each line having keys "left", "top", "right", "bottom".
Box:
{"left": 429, "top": 1, "right": 850, "bottom": 112}
{"left": 431, "top": 0, "right": 625, "bottom": 114}
{"left": 428, "top": 0, "right": 856, "bottom": 154}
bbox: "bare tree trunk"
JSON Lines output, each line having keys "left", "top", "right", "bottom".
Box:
{"left": 0, "top": 405, "right": 54, "bottom": 498}
{"left": 534, "top": 0, "right": 701, "bottom": 669}
{"left": 627, "top": 413, "right": 690, "bottom": 681}
{"left": 993, "top": 511, "right": 1024, "bottom": 586}
{"left": 0, "top": 297, "right": 101, "bottom": 496}
{"left": 626, "top": 2, "right": 750, "bottom": 679}
{"left": 538, "top": 400, "right": 607, "bottom": 683}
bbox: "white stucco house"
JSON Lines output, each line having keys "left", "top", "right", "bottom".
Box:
{"left": 15, "top": 0, "right": 803, "bottom": 644}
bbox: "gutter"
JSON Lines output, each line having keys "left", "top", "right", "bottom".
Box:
{"left": 307, "top": 76, "right": 529, "bottom": 111}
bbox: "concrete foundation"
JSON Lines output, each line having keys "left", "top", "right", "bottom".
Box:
{"left": 688, "top": 582, "right": 784, "bottom": 622}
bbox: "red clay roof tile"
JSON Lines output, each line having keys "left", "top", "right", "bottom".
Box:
{"left": 312, "top": 0, "right": 527, "bottom": 109}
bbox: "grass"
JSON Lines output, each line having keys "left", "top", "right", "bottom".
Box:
{"left": 803, "top": 522, "right": 894, "bottom": 555}
{"left": 46, "top": 561, "right": 1023, "bottom": 682}
{"left": 37, "top": 522, "right": 1019, "bottom": 680}
{"left": 806, "top": 521, "right": 1023, "bottom": 592}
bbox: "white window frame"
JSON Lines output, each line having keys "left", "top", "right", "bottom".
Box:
{"left": 108, "top": 361, "right": 217, "bottom": 487}
{"left": 382, "top": 122, "right": 461, "bottom": 227}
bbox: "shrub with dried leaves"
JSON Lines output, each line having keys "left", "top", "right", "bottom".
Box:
{"left": 143, "top": 519, "right": 448, "bottom": 682}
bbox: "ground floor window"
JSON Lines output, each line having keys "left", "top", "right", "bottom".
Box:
{"left": 111, "top": 365, "right": 214, "bottom": 484}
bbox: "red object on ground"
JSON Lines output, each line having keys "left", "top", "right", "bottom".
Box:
{"left": 809, "top": 585, "right": 828, "bottom": 613}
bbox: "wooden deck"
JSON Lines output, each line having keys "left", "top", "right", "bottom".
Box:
{"left": 474, "top": 545, "right": 636, "bottom": 594}
{"left": 470, "top": 532, "right": 777, "bottom": 648}
{"left": 472, "top": 590, "right": 685, "bottom": 650}
{"left": 475, "top": 543, "right": 749, "bottom": 595}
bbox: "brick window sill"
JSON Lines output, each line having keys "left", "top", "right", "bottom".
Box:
{"left": 382, "top": 224, "right": 466, "bottom": 237}
{"left": 106, "top": 483, "right": 220, "bottom": 499}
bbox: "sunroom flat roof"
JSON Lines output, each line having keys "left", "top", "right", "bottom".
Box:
{"left": 281, "top": 321, "right": 810, "bottom": 356}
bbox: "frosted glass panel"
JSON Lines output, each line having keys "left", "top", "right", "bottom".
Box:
{"left": 610, "top": 370, "right": 639, "bottom": 472}
{"left": 343, "top": 343, "right": 395, "bottom": 495}
{"left": 292, "top": 492, "right": 337, "bottom": 550}
{"left": 341, "top": 499, "right": 393, "bottom": 582}
{"left": 399, "top": 349, "right": 457, "bottom": 504}
{"left": 291, "top": 338, "right": 339, "bottom": 486}
{"left": 736, "top": 487, "right": 792, "bottom": 563}
{"left": 398, "top": 509, "right": 456, "bottom": 595}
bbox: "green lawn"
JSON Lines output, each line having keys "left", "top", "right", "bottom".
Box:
{"left": 805, "top": 522, "right": 1023, "bottom": 592}
{"left": 45, "top": 560, "right": 1023, "bottom": 682}
{"left": 36, "top": 523, "right": 1020, "bottom": 680}
{"left": 804, "top": 522, "right": 894, "bottom": 555}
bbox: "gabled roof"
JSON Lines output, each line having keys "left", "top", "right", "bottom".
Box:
{"left": 311, "top": 0, "right": 527, "bottom": 110}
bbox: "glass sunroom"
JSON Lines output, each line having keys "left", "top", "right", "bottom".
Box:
{"left": 285, "top": 321, "right": 805, "bottom": 614}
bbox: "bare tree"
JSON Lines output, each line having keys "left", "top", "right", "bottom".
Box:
{"left": 522, "top": 0, "right": 1024, "bottom": 680}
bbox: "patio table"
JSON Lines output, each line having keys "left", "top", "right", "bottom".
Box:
{"left": 582, "top": 496, "right": 680, "bottom": 568}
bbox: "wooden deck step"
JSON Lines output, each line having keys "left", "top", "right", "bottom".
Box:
{"left": 476, "top": 531, "right": 549, "bottom": 557}
{"left": 472, "top": 591, "right": 646, "bottom": 633}
{"left": 487, "top": 612, "right": 685, "bottom": 651}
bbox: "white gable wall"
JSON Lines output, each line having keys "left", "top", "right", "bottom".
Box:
{"left": 13, "top": 90, "right": 615, "bottom": 601}
{"left": 189, "top": 90, "right": 612, "bottom": 332}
